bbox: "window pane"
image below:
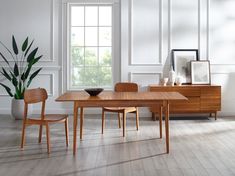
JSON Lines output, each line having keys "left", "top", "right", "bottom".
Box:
{"left": 85, "top": 47, "right": 98, "bottom": 66}
{"left": 85, "top": 27, "right": 97, "bottom": 46}
{"left": 69, "top": 5, "right": 113, "bottom": 89}
{"left": 98, "top": 67, "right": 112, "bottom": 86}
{"left": 71, "top": 27, "right": 84, "bottom": 46}
{"left": 99, "top": 27, "right": 112, "bottom": 46}
{"left": 71, "top": 67, "right": 84, "bottom": 86}
{"left": 71, "top": 47, "right": 84, "bottom": 66}
{"left": 85, "top": 6, "right": 98, "bottom": 26}
{"left": 99, "top": 47, "right": 112, "bottom": 66}
{"left": 99, "top": 6, "right": 112, "bottom": 26}
{"left": 83, "top": 67, "right": 99, "bottom": 86}
{"left": 71, "top": 6, "right": 84, "bottom": 26}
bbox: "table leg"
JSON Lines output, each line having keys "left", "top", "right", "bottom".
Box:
{"left": 80, "top": 107, "right": 84, "bottom": 140}
{"left": 73, "top": 102, "right": 78, "bottom": 155}
{"left": 165, "top": 101, "right": 170, "bottom": 153}
{"left": 159, "top": 106, "right": 163, "bottom": 139}
{"left": 123, "top": 111, "right": 126, "bottom": 137}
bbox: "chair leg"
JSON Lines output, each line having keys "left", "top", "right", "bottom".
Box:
{"left": 21, "top": 120, "right": 26, "bottom": 149}
{"left": 65, "top": 118, "right": 69, "bottom": 147}
{"left": 123, "top": 112, "right": 126, "bottom": 137}
{"left": 38, "top": 125, "right": 43, "bottom": 143}
{"left": 102, "top": 109, "right": 105, "bottom": 134}
{"left": 135, "top": 108, "right": 139, "bottom": 131}
{"left": 45, "top": 123, "right": 50, "bottom": 154}
{"left": 118, "top": 113, "right": 121, "bottom": 128}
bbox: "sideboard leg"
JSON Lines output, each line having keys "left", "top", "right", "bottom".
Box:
{"left": 215, "top": 112, "right": 217, "bottom": 120}
{"left": 152, "top": 112, "right": 156, "bottom": 121}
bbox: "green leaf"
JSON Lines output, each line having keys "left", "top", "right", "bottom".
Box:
{"left": 32, "top": 55, "right": 42, "bottom": 65}
{"left": 0, "top": 83, "right": 13, "bottom": 97}
{"left": 10, "top": 71, "right": 18, "bottom": 87}
{"left": 0, "top": 52, "right": 9, "bottom": 65}
{"left": 21, "top": 73, "right": 25, "bottom": 81}
{"left": 27, "top": 68, "right": 42, "bottom": 87}
{"left": 24, "top": 40, "right": 34, "bottom": 57}
{"left": 19, "top": 81, "right": 22, "bottom": 92}
{"left": 12, "top": 76, "right": 18, "bottom": 87}
{"left": 27, "top": 47, "right": 38, "bottom": 63}
{"left": 13, "top": 63, "right": 19, "bottom": 77}
{"left": 15, "top": 85, "right": 22, "bottom": 99}
{"left": 1, "top": 68, "right": 11, "bottom": 81}
{"left": 24, "top": 66, "right": 32, "bottom": 80}
{"left": 22, "top": 87, "right": 25, "bottom": 95}
{"left": 22, "top": 37, "right": 28, "bottom": 52}
{"left": 12, "top": 35, "right": 18, "bottom": 55}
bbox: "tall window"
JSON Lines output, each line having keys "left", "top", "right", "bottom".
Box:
{"left": 68, "top": 4, "right": 113, "bottom": 89}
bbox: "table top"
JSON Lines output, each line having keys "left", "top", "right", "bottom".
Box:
{"left": 56, "top": 91, "right": 187, "bottom": 102}
{"left": 149, "top": 84, "right": 221, "bottom": 88}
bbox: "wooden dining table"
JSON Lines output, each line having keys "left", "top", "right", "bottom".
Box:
{"left": 56, "top": 91, "right": 187, "bottom": 155}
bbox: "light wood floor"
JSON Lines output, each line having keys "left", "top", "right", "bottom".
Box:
{"left": 1, "top": 114, "right": 235, "bottom": 176}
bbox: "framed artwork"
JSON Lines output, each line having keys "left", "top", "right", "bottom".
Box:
{"left": 191, "top": 60, "right": 211, "bottom": 84}
{"left": 172, "top": 49, "right": 199, "bottom": 84}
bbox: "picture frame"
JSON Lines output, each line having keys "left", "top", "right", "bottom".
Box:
{"left": 191, "top": 60, "right": 211, "bottom": 85}
{"left": 171, "top": 49, "right": 199, "bottom": 84}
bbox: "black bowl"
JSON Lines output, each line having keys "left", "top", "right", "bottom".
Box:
{"left": 84, "top": 88, "right": 104, "bottom": 96}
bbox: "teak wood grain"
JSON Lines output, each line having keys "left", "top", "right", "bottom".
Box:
{"left": 102, "top": 82, "right": 139, "bottom": 137}
{"left": 149, "top": 85, "right": 221, "bottom": 120}
{"left": 21, "top": 88, "right": 69, "bottom": 154}
{"left": 56, "top": 91, "right": 187, "bottom": 155}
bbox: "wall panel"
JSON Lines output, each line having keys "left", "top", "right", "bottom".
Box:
{"left": 209, "top": 0, "right": 235, "bottom": 64}
{"left": 0, "top": 0, "right": 54, "bottom": 62}
{"left": 171, "top": 0, "right": 198, "bottom": 49}
{"left": 130, "top": 72, "right": 161, "bottom": 87}
{"left": 131, "top": 0, "right": 161, "bottom": 65}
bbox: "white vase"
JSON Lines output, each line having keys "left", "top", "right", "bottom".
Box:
{"left": 176, "top": 76, "right": 183, "bottom": 86}
{"left": 169, "top": 66, "right": 176, "bottom": 86}
{"left": 11, "top": 99, "right": 32, "bottom": 120}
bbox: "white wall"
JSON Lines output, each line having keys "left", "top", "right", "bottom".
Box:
{"left": 0, "top": 0, "right": 235, "bottom": 116}
{"left": 121, "top": 0, "right": 235, "bottom": 116}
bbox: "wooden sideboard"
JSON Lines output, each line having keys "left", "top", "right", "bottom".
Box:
{"left": 149, "top": 85, "right": 221, "bottom": 120}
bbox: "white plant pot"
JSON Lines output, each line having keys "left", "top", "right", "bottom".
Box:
{"left": 11, "top": 99, "right": 32, "bottom": 120}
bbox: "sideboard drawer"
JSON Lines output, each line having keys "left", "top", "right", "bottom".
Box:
{"left": 148, "top": 84, "right": 221, "bottom": 120}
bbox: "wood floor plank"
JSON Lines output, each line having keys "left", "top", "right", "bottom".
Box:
{"left": 0, "top": 115, "right": 235, "bottom": 176}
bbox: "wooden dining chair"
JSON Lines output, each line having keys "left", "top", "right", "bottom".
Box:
{"left": 102, "top": 82, "right": 139, "bottom": 137}
{"left": 21, "top": 88, "right": 69, "bottom": 154}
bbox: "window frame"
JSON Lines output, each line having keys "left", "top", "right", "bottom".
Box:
{"left": 64, "top": 1, "right": 120, "bottom": 91}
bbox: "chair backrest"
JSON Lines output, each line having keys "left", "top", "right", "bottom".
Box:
{"left": 24, "top": 88, "right": 48, "bottom": 104}
{"left": 114, "top": 82, "right": 138, "bottom": 92}
{"left": 24, "top": 88, "right": 48, "bottom": 120}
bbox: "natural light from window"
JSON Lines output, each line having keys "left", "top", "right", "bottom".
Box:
{"left": 69, "top": 5, "right": 112, "bottom": 89}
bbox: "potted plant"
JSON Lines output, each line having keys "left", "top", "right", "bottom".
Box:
{"left": 0, "top": 35, "right": 42, "bottom": 119}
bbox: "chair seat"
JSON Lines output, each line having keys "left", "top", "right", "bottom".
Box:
{"left": 27, "top": 114, "right": 68, "bottom": 123}
{"left": 44, "top": 114, "right": 68, "bottom": 122}
{"left": 103, "top": 107, "right": 136, "bottom": 113}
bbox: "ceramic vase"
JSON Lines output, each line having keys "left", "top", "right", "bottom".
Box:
{"left": 11, "top": 99, "right": 32, "bottom": 120}
{"left": 169, "top": 66, "right": 176, "bottom": 86}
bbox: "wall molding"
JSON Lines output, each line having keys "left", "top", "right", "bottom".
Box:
{"left": 129, "top": 0, "right": 163, "bottom": 66}
{"left": 169, "top": 0, "right": 200, "bottom": 51}
{"left": 129, "top": 71, "right": 162, "bottom": 87}
{"left": 168, "top": 0, "right": 171, "bottom": 53}
{"left": 0, "top": 73, "right": 54, "bottom": 96}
